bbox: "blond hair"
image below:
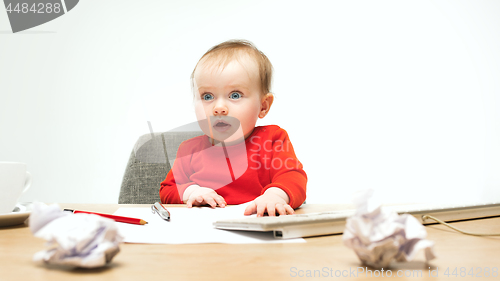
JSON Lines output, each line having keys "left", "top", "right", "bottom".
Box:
{"left": 191, "top": 39, "right": 273, "bottom": 95}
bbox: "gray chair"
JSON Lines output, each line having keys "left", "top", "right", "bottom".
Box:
{"left": 118, "top": 131, "right": 203, "bottom": 204}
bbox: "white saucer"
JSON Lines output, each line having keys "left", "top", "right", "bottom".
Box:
{"left": 0, "top": 202, "right": 33, "bottom": 227}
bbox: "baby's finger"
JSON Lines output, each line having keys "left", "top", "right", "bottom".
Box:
{"left": 276, "top": 204, "right": 287, "bottom": 216}
{"left": 284, "top": 204, "right": 294, "bottom": 215}
{"left": 267, "top": 203, "right": 276, "bottom": 217}
{"left": 256, "top": 203, "right": 267, "bottom": 217}
{"left": 186, "top": 196, "right": 202, "bottom": 207}
{"left": 189, "top": 196, "right": 204, "bottom": 207}
{"left": 214, "top": 195, "right": 226, "bottom": 208}
{"left": 203, "top": 195, "right": 217, "bottom": 208}
{"left": 244, "top": 202, "right": 257, "bottom": 216}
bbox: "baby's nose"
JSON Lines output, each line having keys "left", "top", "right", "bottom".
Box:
{"left": 213, "top": 104, "right": 228, "bottom": 115}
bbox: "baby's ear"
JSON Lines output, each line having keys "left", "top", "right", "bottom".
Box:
{"left": 259, "top": 93, "right": 274, "bottom": 118}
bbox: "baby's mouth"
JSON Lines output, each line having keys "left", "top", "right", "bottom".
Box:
{"left": 213, "top": 120, "right": 232, "bottom": 132}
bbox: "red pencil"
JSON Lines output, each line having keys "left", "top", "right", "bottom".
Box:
{"left": 64, "top": 209, "right": 148, "bottom": 225}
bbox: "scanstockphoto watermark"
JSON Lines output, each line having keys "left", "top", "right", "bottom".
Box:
{"left": 3, "top": 0, "right": 79, "bottom": 33}
{"left": 290, "top": 267, "right": 426, "bottom": 278}
{"left": 289, "top": 266, "right": 499, "bottom": 278}
{"left": 248, "top": 135, "right": 301, "bottom": 170}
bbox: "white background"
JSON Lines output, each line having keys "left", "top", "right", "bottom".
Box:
{"left": 1, "top": 0, "right": 499, "bottom": 204}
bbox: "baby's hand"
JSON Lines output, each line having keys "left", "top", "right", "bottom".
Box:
{"left": 244, "top": 189, "right": 294, "bottom": 217}
{"left": 184, "top": 185, "right": 226, "bottom": 208}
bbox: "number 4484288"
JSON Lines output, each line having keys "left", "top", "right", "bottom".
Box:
{"left": 5, "top": 2, "right": 62, "bottom": 14}
{"left": 444, "top": 267, "right": 498, "bottom": 278}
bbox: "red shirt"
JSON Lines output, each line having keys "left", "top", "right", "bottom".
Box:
{"left": 159, "top": 125, "right": 307, "bottom": 209}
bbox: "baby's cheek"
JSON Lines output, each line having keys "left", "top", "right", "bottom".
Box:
{"left": 194, "top": 103, "right": 209, "bottom": 119}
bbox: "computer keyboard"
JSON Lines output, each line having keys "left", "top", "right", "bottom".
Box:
{"left": 214, "top": 202, "right": 500, "bottom": 239}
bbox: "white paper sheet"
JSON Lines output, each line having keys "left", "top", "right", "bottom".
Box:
{"left": 113, "top": 203, "right": 305, "bottom": 244}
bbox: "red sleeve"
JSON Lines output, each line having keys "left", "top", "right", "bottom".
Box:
{"left": 159, "top": 142, "right": 196, "bottom": 204}
{"left": 261, "top": 128, "right": 307, "bottom": 209}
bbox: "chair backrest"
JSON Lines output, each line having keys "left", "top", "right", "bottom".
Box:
{"left": 118, "top": 131, "right": 203, "bottom": 204}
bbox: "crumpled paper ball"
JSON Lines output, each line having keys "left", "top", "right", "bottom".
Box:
{"left": 342, "top": 190, "right": 436, "bottom": 268}
{"left": 29, "top": 203, "right": 123, "bottom": 268}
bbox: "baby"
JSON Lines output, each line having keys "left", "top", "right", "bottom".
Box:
{"left": 159, "top": 40, "right": 307, "bottom": 216}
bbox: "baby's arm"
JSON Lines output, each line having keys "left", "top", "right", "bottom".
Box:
{"left": 183, "top": 184, "right": 226, "bottom": 208}
{"left": 244, "top": 127, "right": 307, "bottom": 216}
{"left": 244, "top": 187, "right": 294, "bottom": 217}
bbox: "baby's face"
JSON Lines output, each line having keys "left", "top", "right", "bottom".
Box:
{"left": 193, "top": 57, "right": 266, "bottom": 144}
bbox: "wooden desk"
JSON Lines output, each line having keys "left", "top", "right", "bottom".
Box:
{"left": 1, "top": 204, "right": 499, "bottom": 281}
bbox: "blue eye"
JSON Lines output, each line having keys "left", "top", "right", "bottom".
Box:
{"left": 202, "top": 93, "right": 214, "bottom": 101}
{"left": 230, "top": 92, "right": 241, "bottom": 99}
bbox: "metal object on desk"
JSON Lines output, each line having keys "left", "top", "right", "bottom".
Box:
{"left": 151, "top": 202, "right": 170, "bottom": 221}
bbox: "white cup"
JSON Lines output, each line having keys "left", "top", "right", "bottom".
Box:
{"left": 0, "top": 162, "right": 32, "bottom": 214}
